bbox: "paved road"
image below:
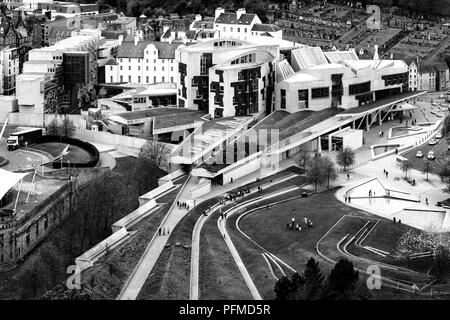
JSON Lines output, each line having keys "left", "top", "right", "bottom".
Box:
{"left": 404, "top": 133, "right": 448, "bottom": 173}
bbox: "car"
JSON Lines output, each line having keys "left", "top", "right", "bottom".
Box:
{"left": 437, "top": 108, "right": 441, "bottom": 112}
{"left": 429, "top": 139, "right": 438, "bottom": 145}
{"left": 428, "top": 151, "right": 435, "bottom": 160}
{"left": 416, "top": 150, "right": 424, "bottom": 158}
{"left": 436, "top": 133, "right": 443, "bottom": 139}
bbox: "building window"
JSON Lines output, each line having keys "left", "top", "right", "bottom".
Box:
{"left": 311, "top": 87, "right": 330, "bottom": 99}
{"left": 128, "top": 66, "right": 131, "bottom": 70}
{"left": 154, "top": 76, "right": 156, "bottom": 83}
{"left": 162, "top": 77, "right": 165, "bottom": 82}
{"left": 138, "top": 76, "right": 141, "bottom": 82}
{"left": 280, "top": 89, "right": 286, "bottom": 109}
{"left": 349, "top": 81, "right": 371, "bottom": 95}
{"left": 298, "top": 89, "right": 308, "bottom": 108}
{"left": 146, "top": 76, "right": 149, "bottom": 83}
{"left": 128, "top": 75, "right": 131, "bottom": 82}
{"left": 171, "top": 77, "right": 174, "bottom": 82}
{"left": 120, "top": 75, "right": 123, "bottom": 82}
{"left": 154, "top": 66, "right": 156, "bottom": 71}
{"left": 162, "top": 66, "right": 164, "bottom": 71}
{"left": 110, "top": 76, "right": 113, "bottom": 82}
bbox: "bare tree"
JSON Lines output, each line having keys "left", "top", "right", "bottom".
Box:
{"left": 298, "top": 150, "right": 312, "bottom": 173}
{"left": 401, "top": 160, "right": 412, "bottom": 179}
{"left": 422, "top": 160, "right": 433, "bottom": 181}
{"left": 305, "top": 154, "right": 327, "bottom": 192}
{"left": 337, "top": 147, "right": 355, "bottom": 172}
{"left": 322, "top": 156, "right": 338, "bottom": 189}
{"left": 139, "top": 140, "right": 170, "bottom": 169}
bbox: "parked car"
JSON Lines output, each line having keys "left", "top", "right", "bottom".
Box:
{"left": 429, "top": 139, "right": 438, "bottom": 145}
{"left": 416, "top": 150, "right": 424, "bottom": 158}
{"left": 436, "top": 133, "right": 443, "bottom": 139}
{"left": 428, "top": 151, "right": 435, "bottom": 160}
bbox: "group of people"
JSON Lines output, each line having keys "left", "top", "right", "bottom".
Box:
{"left": 226, "top": 187, "right": 250, "bottom": 202}
{"left": 344, "top": 194, "right": 352, "bottom": 203}
{"left": 158, "top": 227, "right": 170, "bottom": 236}
{"left": 383, "top": 169, "right": 389, "bottom": 178}
{"left": 177, "top": 201, "right": 190, "bottom": 211}
{"left": 393, "top": 217, "right": 402, "bottom": 224}
{"left": 378, "top": 131, "right": 385, "bottom": 138}
{"left": 368, "top": 189, "right": 376, "bottom": 197}
{"left": 287, "top": 217, "right": 313, "bottom": 231}
{"left": 220, "top": 212, "right": 227, "bottom": 220}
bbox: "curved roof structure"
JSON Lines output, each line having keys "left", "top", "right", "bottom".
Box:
{"left": 0, "top": 169, "right": 30, "bottom": 201}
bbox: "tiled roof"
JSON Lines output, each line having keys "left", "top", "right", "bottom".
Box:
{"left": 251, "top": 23, "right": 281, "bottom": 32}
{"left": 191, "top": 21, "right": 214, "bottom": 29}
{"left": 117, "top": 40, "right": 181, "bottom": 59}
{"left": 105, "top": 58, "right": 118, "bottom": 66}
{"left": 215, "top": 12, "right": 257, "bottom": 25}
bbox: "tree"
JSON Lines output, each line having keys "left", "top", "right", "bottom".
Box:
{"left": 422, "top": 160, "right": 433, "bottom": 181}
{"left": 46, "top": 117, "right": 60, "bottom": 135}
{"left": 325, "top": 259, "right": 359, "bottom": 299}
{"left": 322, "top": 156, "right": 338, "bottom": 189}
{"left": 139, "top": 140, "right": 170, "bottom": 169}
{"left": 274, "top": 276, "right": 295, "bottom": 300}
{"left": 302, "top": 258, "right": 324, "bottom": 300}
{"left": 305, "top": 154, "right": 327, "bottom": 192}
{"left": 16, "top": 254, "right": 49, "bottom": 298}
{"left": 62, "top": 116, "right": 76, "bottom": 137}
{"left": 297, "top": 150, "right": 311, "bottom": 173}
{"left": 336, "top": 147, "right": 355, "bottom": 171}
{"left": 442, "top": 114, "right": 450, "bottom": 138}
{"left": 401, "top": 159, "right": 412, "bottom": 179}
{"left": 439, "top": 165, "right": 450, "bottom": 193}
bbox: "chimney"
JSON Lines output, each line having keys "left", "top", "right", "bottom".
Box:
{"left": 215, "top": 7, "right": 225, "bottom": 19}
{"left": 134, "top": 34, "right": 140, "bottom": 46}
{"left": 236, "top": 8, "right": 246, "bottom": 19}
{"left": 118, "top": 34, "right": 123, "bottom": 45}
{"left": 195, "top": 14, "right": 202, "bottom": 22}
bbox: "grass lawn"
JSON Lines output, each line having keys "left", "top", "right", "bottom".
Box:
{"left": 137, "top": 198, "right": 219, "bottom": 300}
{"left": 81, "top": 203, "right": 171, "bottom": 299}
{"left": 237, "top": 188, "right": 437, "bottom": 298}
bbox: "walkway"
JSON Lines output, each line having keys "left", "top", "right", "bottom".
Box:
{"left": 217, "top": 186, "right": 300, "bottom": 300}
{"left": 118, "top": 175, "right": 196, "bottom": 300}
{"left": 189, "top": 174, "right": 299, "bottom": 300}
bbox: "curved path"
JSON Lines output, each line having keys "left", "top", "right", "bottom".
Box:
{"left": 189, "top": 174, "right": 299, "bottom": 300}
{"left": 217, "top": 186, "right": 300, "bottom": 300}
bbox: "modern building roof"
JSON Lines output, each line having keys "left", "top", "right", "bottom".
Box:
{"left": 0, "top": 169, "right": 30, "bottom": 201}
{"left": 191, "top": 21, "right": 214, "bottom": 29}
{"left": 113, "top": 107, "right": 199, "bottom": 121}
{"left": 324, "top": 50, "right": 359, "bottom": 63}
{"left": 292, "top": 47, "right": 328, "bottom": 70}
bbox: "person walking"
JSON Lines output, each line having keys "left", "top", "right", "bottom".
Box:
{"left": 158, "top": 228, "right": 161, "bottom": 236}
{"left": 348, "top": 195, "right": 351, "bottom": 203}
{"left": 347, "top": 173, "right": 350, "bottom": 180}
{"left": 426, "top": 197, "right": 429, "bottom": 206}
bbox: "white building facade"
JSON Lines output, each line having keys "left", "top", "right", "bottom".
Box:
{"left": 176, "top": 38, "right": 280, "bottom": 116}
{"left": 276, "top": 47, "right": 409, "bottom": 112}
{"left": 105, "top": 36, "right": 180, "bottom": 85}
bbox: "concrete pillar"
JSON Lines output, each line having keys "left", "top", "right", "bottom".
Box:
{"left": 317, "top": 136, "right": 322, "bottom": 153}
{"left": 352, "top": 120, "right": 356, "bottom": 129}
{"left": 365, "top": 114, "right": 370, "bottom": 131}
{"left": 328, "top": 134, "right": 332, "bottom": 151}
{"left": 378, "top": 111, "right": 382, "bottom": 126}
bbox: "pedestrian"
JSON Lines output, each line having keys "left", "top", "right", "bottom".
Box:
{"left": 347, "top": 173, "right": 350, "bottom": 180}
{"left": 393, "top": 217, "right": 396, "bottom": 223}
{"left": 304, "top": 217, "right": 308, "bottom": 224}
{"left": 398, "top": 219, "right": 401, "bottom": 224}
{"left": 266, "top": 204, "right": 269, "bottom": 210}
{"left": 163, "top": 228, "right": 165, "bottom": 235}
{"left": 158, "top": 228, "right": 161, "bottom": 236}
{"left": 426, "top": 197, "right": 429, "bottom": 206}
{"left": 348, "top": 195, "right": 351, "bottom": 203}
{"left": 167, "top": 227, "right": 170, "bottom": 235}
{"left": 386, "top": 171, "right": 388, "bottom": 178}
{"left": 295, "top": 224, "right": 299, "bottom": 231}
{"left": 395, "top": 148, "right": 398, "bottom": 155}
{"left": 383, "top": 169, "right": 386, "bottom": 175}
{"left": 369, "top": 189, "right": 372, "bottom": 197}
{"left": 231, "top": 177, "right": 233, "bottom": 183}
{"left": 379, "top": 131, "right": 382, "bottom": 137}
{"left": 287, "top": 223, "right": 290, "bottom": 230}
{"left": 298, "top": 225, "right": 302, "bottom": 231}
{"left": 344, "top": 195, "right": 347, "bottom": 203}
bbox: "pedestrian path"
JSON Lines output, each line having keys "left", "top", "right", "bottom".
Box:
{"left": 118, "top": 175, "right": 196, "bottom": 300}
